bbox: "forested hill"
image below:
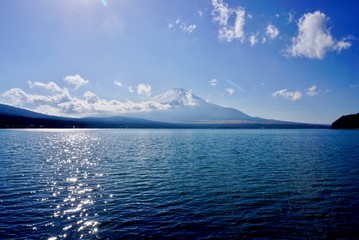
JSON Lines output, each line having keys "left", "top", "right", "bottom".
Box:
{"left": 332, "top": 113, "right": 359, "bottom": 129}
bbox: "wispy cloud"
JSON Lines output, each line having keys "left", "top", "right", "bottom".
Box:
{"left": 306, "top": 85, "right": 318, "bottom": 96}
{"left": 113, "top": 80, "right": 123, "bottom": 87}
{"left": 28, "top": 81, "right": 63, "bottom": 93}
{"left": 63, "top": 74, "right": 89, "bottom": 90}
{"left": 198, "top": 10, "right": 204, "bottom": 18}
{"left": 211, "top": 0, "right": 246, "bottom": 42}
{"left": 266, "top": 24, "right": 279, "bottom": 39}
{"left": 168, "top": 18, "right": 197, "bottom": 33}
{"left": 272, "top": 89, "right": 302, "bottom": 101}
{"left": 137, "top": 83, "right": 152, "bottom": 97}
{"left": 284, "top": 11, "right": 351, "bottom": 59}
{"left": 128, "top": 86, "right": 134, "bottom": 93}
{"left": 209, "top": 78, "right": 218, "bottom": 86}
{"left": 225, "top": 88, "right": 235, "bottom": 96}
{"left": 249, "top": 32, "right": 259, "bottom": 46}
{"left": 181, "top": 24, "right": 197, "bottom": 33}
{"left": 288, "top": 12, "right": 294, "bottom": 24}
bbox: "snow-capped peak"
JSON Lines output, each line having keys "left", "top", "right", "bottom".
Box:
{"left": 150, "top": 88, "right": 203, "bottom": 106}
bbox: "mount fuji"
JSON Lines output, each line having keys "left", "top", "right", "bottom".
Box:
{"left": 126, "top": 88, "right": 267, "bottom": 123}
{"left": 0, "top": 88, "right": 329, "bottom": 128}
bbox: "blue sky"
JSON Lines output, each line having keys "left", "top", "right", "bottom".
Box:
{"left": 0, "top": 0, "right": 358, "bottom": 124}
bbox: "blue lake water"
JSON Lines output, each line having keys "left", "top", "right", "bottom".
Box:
{"left": 0, "top": 129, "right": 358, "bottom": 239}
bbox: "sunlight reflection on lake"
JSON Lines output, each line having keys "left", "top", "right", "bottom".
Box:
{"left": 39, "top": 130, "right": 103, "bottom": 239}
{"left": 0, "top": 129, "right": 358, "bottom": 239}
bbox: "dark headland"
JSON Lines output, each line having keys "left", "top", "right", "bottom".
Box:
{"left": 331, "top": 113, "right": 359, "bottom": 129}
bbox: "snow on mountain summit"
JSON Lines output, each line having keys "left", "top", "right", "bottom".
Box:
{"left": 126, "top": 88, "right": 258, "bottom": 123}
{"left": 150, "top": 88, "right": 203, "bottom": 106}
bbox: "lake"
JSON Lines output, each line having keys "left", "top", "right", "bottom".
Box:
{"left": 0, "top": 129, "right": 358, "bottom": 239}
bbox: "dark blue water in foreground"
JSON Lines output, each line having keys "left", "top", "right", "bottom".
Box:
{"left": 0, "top": 129, "right": 358, "bottom": 239}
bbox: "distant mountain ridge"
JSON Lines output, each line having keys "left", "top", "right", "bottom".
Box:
{"left": 0, "top": 88, "right": 330, "bottom": 129}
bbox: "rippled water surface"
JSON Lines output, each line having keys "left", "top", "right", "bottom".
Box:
{"left": 0, "top": 129, "right": 358, "bottom": 239}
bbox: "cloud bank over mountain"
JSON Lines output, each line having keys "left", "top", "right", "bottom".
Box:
{"left": 1, "top": 76, "right": 166, "bottom": 117}
{"left": 1, "top": 85, "right": 259, "bottom": 123}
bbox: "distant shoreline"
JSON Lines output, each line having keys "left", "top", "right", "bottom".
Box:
{"left": 0, "top": 103, "right": 332, "bottom": 130}
{"left": 0, "top": 115, "right": 330, "bottom": 130}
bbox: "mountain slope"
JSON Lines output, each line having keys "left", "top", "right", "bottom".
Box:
{"left": 127, "top": 88, "right": 264, "bottom": 123}
{"left": 0, "top": 103, "right": 172, "bottom": 128}
{"left": 0, "top": 103, "right": 57, "bottom": 119}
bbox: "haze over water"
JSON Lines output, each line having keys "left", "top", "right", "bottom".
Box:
{"left": 0, "top": 129, "right": 358, "bottom": 239}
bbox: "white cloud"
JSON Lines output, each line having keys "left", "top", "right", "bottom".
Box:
{"left": 249, "top": 32, "right": 258, "bottom": 46}
{"left": 209, "top": 79, "right": 218, "bottom": 86}
{"left": 1, "top": 83, "right": 170, "bottom": 117}
{"left": 137, "top": 83, "right": 152, "bottom": 97}
{"left": 211, "top": 0, "right": 246, "bottom": 42}
{"left": 276, "top": 14, "right": 280, "bottom": 18}
{"left": 28, "top": 81, "right": 63, "bottom": 93}
{"left": 168, "top": 19, "right": 197, "bottom": 33}
{"left": 272, "top": 89, "right": 302, "bottom": 101}
{"left": 128, "top": 86, "right": 134, "bottom": 93}
{"left": 306, "top": 85, "right": 318, "bottom": 96}
{"left": 63, "top": 74, "right": 89, "bottom": 89}
{"left": 262, "top": 37, "right": 267, "bottom": 44}
{"left": 57, "top": 97, "right": 170, "bottom": 116}
{"left": 84, "top": 91, "right": 99, "bottom": 103}
{"left": 2, "top": 87, "right": 72, "bottom": 105}
{"left": 266, "top": 24, "right": 279, "bottom": 39}
{"left": 54, "top": 97, "right": 170, "bottom": 116}
{"left": 180, "top": 24, "right": 197, "bottom": 33}
{"left": 334, "top": 40, "right": 352, "bottom": 52}
{"left": 288, "top": 12, "right": 294, "bottom": 23}
{"left": 25, "top": 81, "right": 72, "bottom": 104}
{"left": 198, "top": 10, "right": 203, "bottom": 18}
{"left": 113, "top": 80, "right": 123, "bottom": 87}
{"left": 2, "top": 88, "right": 36, "bottom": 104}
{"left": 225, "top": 88, "right": 234, "bottom": 96}
{"left": 247, "top": 13, "right": 252, "bottom": 19}
{"left": 285, "top": 11, "right": 351, "bottom": 59}
{"left": 211, "top": 0, "right": 230, "bottom": 26}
